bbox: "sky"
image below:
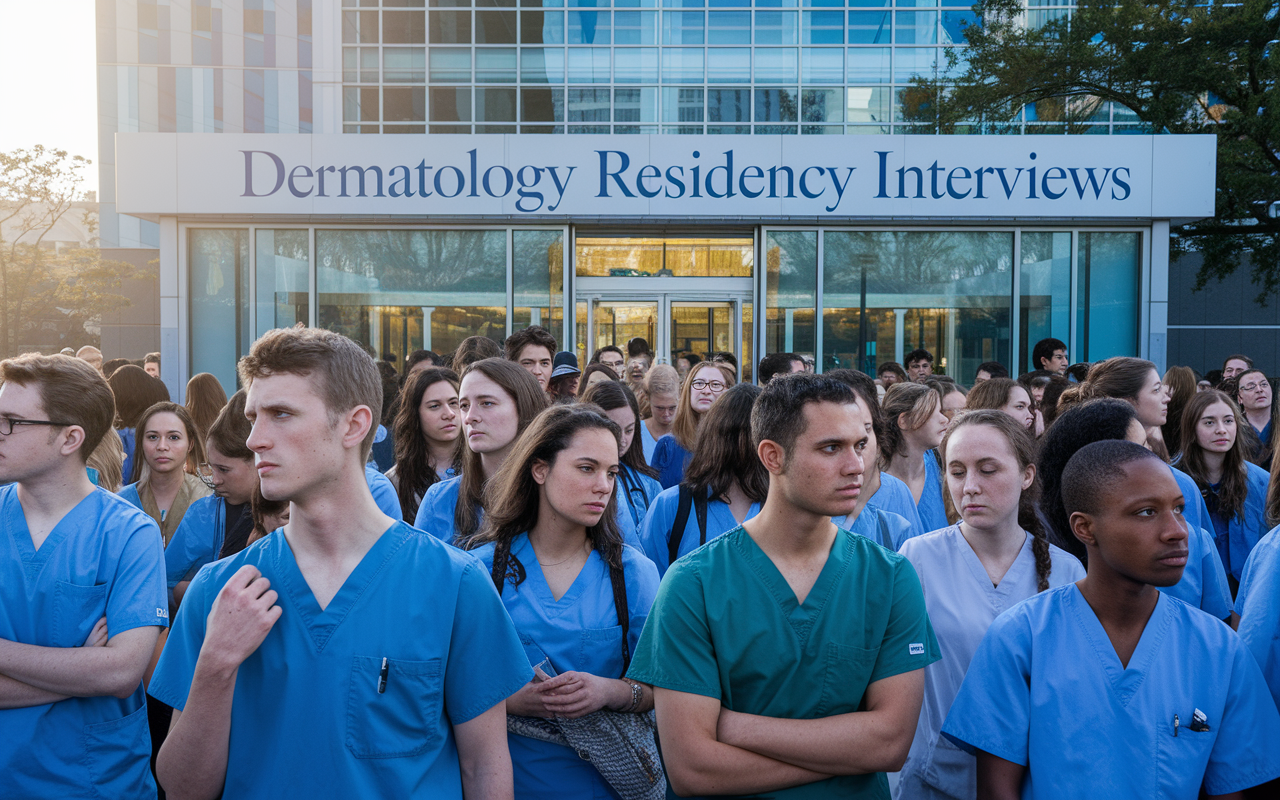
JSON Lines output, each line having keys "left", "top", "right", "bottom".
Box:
{"left": 0, "top": 0, "right": 100, "bottom": 195}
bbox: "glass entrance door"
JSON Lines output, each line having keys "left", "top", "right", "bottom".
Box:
{"left": 583, "top": 295, "right": 751, "bottom": 383}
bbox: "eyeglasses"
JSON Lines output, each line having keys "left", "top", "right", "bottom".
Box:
{"left": 1240, "top": 382, "right": 1268, "bottom": 393}
{"left": 0, "top": 417, "right": 72, "bottom": 436}
{"left": 690, "top": 380, "right": 727, "bottom": 392}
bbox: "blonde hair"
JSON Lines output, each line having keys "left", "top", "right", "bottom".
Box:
{"left": 645, "top": 364, "right": 680, "bottom": 399}
{"left": 671, "top": 362, "right": 737, "bottom": 451}
{"left": 881, "top": 382, "right": 941, "bottom": 462}
{"left": 87, "top": 428, "right": 125, "bottom": 492}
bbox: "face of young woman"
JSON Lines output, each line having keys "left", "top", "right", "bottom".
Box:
{"left": 1132, "top": 369, "right": 1169, "bottom": 427}
{"left": 688, "top": 365, "right": 728, "bottom": 413}
{"left": 944, "top": 423, "right": 1033, "bottom": 532}
{"left": 535, "top": 428, "right": 620, "bottom": 530}
{"left": 907, "top": 396, "right": 950, "bottom": 450}
{"left": 941, "top": 390, "right": 966, "bottom": 420}
{"left": 418, "top": 381, "right": 460, "bottom": 446}
{"left": 585, "top": 370, "right": 613, "bottom": 391}
{"left": 142, "top": 412, "right": 190, "bottom": 476}
{"left": 205, "top": 443, "right": 258, "bottom": 506}
{"left": 459, "top": 372, "right": 521, "bottom": 455}
{"left": 1237, "top": 372, "right": 1273, "bottom": 415}
{"left": 604, "top": 405, "right": 637, "bottom": 455}
{"left": 1194, "top": 401, "right": 1237, "bottom": 454}
{"left": 1001, "top": 386, "right": 1035, "bottom": 431}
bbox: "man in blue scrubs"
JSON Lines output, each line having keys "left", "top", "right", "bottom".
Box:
{"left": 0, "top": 354, "right": 168, "bottom": 799}
{"left": 149, "top": 327, "right": 531, "bottom": 799}
{"left": 629, "top": 374, "right": 939, "bottom": 798}
{"left": 943, "top": 441, "right": 1280, "bottom": 799}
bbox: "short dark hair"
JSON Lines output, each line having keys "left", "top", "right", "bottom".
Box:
{"left": 590, "top": 345, "right": 624, "bottom": 365}
{"left": 1066, "top": 363, "right": 1091, "bottom": 382}
{"left": 1223, "top": 353, "right": 1253, "bottom": 370}
{"left": 752, "top": 373, "right": 858, "bottom": 463}
{"left": 0, "top": 353, "right": 116, "bottom": 461}
{"left": 504, "top": 326, "right": 557, "bottom": 362}
{"left": 406, "top": 350, "right": 440, "bottom": 371}
{"left": 878, "top": 361, "right": 908, "bottom": 381}
{"left": 1032, "top": 338, "right": 1067, "bottom": 371}
{"left": 1062, "top": 439, "right": 1163, "bottom": 519}
{"left": 976, "top": 361, "right": 1008, "bottom": 380}
{"left": 102, "top": 357, "right": 132, "bottom": 378}
{"left": 757, "top": 352, "right": 803, "bottom": 384}
{"left": 710, "top": 351, "right": 738, "bottom": 370}
{"left": 627, "top": 337, "right": 651, "bottom": 358}
{"left": 452, "top": 336, "right": 501, "bottom": 370}
{"left": 144, "top": 352, "right": 161, "bottom": 365}
{"left": 905, "top": 348, "right": 933, "bottom": 367}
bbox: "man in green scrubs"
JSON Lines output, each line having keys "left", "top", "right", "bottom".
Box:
{"left": 628, "top": 373, "right": 939, "bottom": 799}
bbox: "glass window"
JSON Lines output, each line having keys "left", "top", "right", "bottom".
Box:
{"left": 707, "top": 48, "right": 751, "bottom": 83}
{"left": 707, "top": 87, "right": 749, "bottom": 121}
{"left": 754, "top": 88, "right": 798, "bottom": 122}
{"left": 521, "top": 47, "right": 566, "bottom": 82}
{"left": 847, "top": 10, "right": 890, "bottom": 44}
{"left": 1020, "top": 231, "right": 1071, "bottom": 373}
{"left": 383, "top": 48, "right": 426, "bottom": 82}
{"left": 614, "top": 48, "right": 659, "bottom": 82}
{"left": 940, "top": 9, "right": 976, "bottom": 45}
{"left": 429, "top": 48, "right": 472, "bottom": 81}
{"left": 522, "top": 87, "right": 565, "bottom": 120}
{"left": 1078, "top": 232, "right": 1140, "bottom": 361}
{"left": 567, "top": 47, "right": 611, "bottom": 82}
{"left": 476, "top": 87, "right": 517, "bottom": 120}
{"left": 575, "top": 236, "right": 752, "bottom": 277}
{"left": 894, "top": 47, "right": 937, "bottom": 82}
{"left": 821, "top": 231, "right": 1013, "bottom": 378}
{"left": 190, "top": 229, "right": 250, "bottom": 393}
{"left": 802, "top": 88, "right": 842, "bottom": 122}
{"left": 384, "top": 10, "right": 427, "bottom": 43}
{"left": 568, "top": 87, "right": 612, "bottom": 120}
{"left": 845, "top": 85, "right": 889, "bottom": 123}
{"left": 343, "top": 86, "right": 381, "bottom": 120}
{"left": 255, "top": 230, "right": 310, "bottom": 338}
{"left": 707, "top": 11, "right": 750, "bottom": 44}
{"left": 429, "top": 10, "right": 471, "bottom": 43}
{"left": 754, "top": 11, "right": 798, "bottom": 44}
{"left": 614, "top": 11, "right": 658, "bottom": 44}
{"left": 614, "top": 86, "right": 659, "bottom": 121}
{"left": 513, "top": 230, "right": 565, "bottom": 346}
{"left": 316, "top": 231, "right": 507, "bottom": 360}
{"left": 847, "top": 47, "right": 890, "bottom": 83}
{"left": 521, "top": 10, "right": 564, "bottom": 43}
{"left": 429, "top": 87, "right": 470, "bottom": 121}
{"left": 663, "top": 11, "right": 705, "bottom": 44}
{"left": 754, "top": 48, "right": 797, "bottom": 83}
{"left": 663, "top": 48, "right": 705, "bottom": 83}
{"left": 895, "top": 11, "right": 937, "bottom": 44}
{"left": 476, "top": 10, "right": 518, "bottom": 42}
{"left": 569, "top": 10, "right": 610, "bottom": 43}
{"left": 662, "top": 87, "right": 705, "bottom": 122}
{"left": 803, "top": 11, "right": 843, "bottom": 44}
{"left": 476, "top": 48, "right": 518, "bottom": 82}
{"left": 802, "top": 48, "right": 843, "bottom": 83}
{"left": 384, "top": 87, "right": 426, "bottom": 121}
{"left": 765, "top": 231, "right": 817, "bottom": 361}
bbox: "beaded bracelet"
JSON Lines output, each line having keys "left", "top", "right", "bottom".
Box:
{"left": 622, "top": 679, "right": 643, "bottom": 713}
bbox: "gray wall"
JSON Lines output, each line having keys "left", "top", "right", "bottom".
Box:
{"left": 99, "top": 248, "right": 161, "bottom": 362}
{"left": 1168, "top": 250, "right": 1280, "bottom": 376}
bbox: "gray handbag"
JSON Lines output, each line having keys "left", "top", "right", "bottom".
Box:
{"left": 491, "top": 543, "right": 667, "bottom": 800}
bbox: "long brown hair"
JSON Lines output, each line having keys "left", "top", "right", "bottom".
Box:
{"left": 207, "top": 390, "right": 252, "bottom": 462}
{"left": 460, "top": 404, "right": 624, "bottom": 588}
{"left": 965, "top": 378, "right": 1029, "bottom": 413}
{"left": 454, "top": 358, "right": 550, "bottom": 539}
{"left": 880, "top": 382, "right": 941, "bottom": 462}
{"left": 185, "top": 372, "right": 228, "bottom": 444}
{"left": 671, "top": 362, "right": 737, "bottom": 450}
{"left": 109, "top": 364, "right": 171, "bottom": 429}
{"left": 1161, "top": 366, "right": 1197, "bottom": 457}
{"left": 1178, "top": 389, "right": 1250, "bottom": 522}
{"left": 942, "top": 410, "right": 1051, "bottom": 592}
{"left": 1267, "top": 427, "right": 1280, "bottom": 526}
{"left": 391, "top": 367, "right": 462, "bottom": 520}
{"left": 581, "top": 380, "right": 658, "bottom": 479}
{"left": 131, "top": 401, "right": 208, "bottom": 484}
{"left": 682, "top": 383, "right": 769, "bottom": 504}
{"left": 1058, "top": 356, "right": 1157, "bottom": 409}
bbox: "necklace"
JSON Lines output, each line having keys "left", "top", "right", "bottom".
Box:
{"left": 536, "top": 543, "right": 590, "bottom": 567}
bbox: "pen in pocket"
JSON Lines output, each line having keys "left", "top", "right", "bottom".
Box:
{"left": 378, "top": 657, "right": 389, "bottom": 694}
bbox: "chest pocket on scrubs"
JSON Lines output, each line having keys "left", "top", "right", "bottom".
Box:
{"left": 1156, "top": 716, "right": 1216, "bottom": 791}
{"left": 816, "top": 642, "right": 878, "bottom": 716}
{"left": 922, "top": 730, "right": 976, "bottom": 799}
{"left": 579, "top": 626, "right": 625, "bottom": 673}
{"left": 54, "top": 580, "right": 108, "bottom": 648}
{"left": 84, "top": 703, "right": 153, "bottom": 799}
{"left": 345, "top": 655, "right": 443, "bottom": 759}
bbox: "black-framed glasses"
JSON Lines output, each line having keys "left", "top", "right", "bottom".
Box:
{"left": 690, "top": 379, "right": 727, "bottom": 392}
{"left": 0, "top": 417, "right": 72, "bottom": 436}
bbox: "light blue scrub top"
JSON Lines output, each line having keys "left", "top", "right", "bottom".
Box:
{"left": 637, "top": 484, "right": 762, "bottom": 575}
{"left": 942, "top": 586, "right": 1280, "bottom": 799}
{"left": 895, "top": 526, "right": 1085, "bottom": 800}
{"left": 833, "top": 507, "right": 917, "bottom": 552}
{"left": 1236, "top": 525, "right": 1280, "bottom": 712}
{"left": 366, "top": 463, "right": 405, "bottom": 521}
{"left": 1204, "top": 461, "right": 1271, "bottom": 582}
{"left": 651, "top": 434, "right": 693, "bottom": 489}
{"left": 119, "top": 426, "right": 137, "bottom": 486}
{"left": 1165, "top": 468, "right": 1234, "bottom": 619}
{"left": 149, "top": 522, "right": 532, "bottom": 800}
{"left": 164, "top": 494, "right": 235, "bottom": 590}
{"left": 865, "top": 472, "right": 927, "bottom": 541}
{"left": 0, "top": 486, "right": 168, "bottom": 800}
{"left": 640, "top": 423, "right": 658, "bottom": 464}
{"left": 414, "top": 475, "right": 469, "bottom": 543}
{"left": 916, "top": 453, "right": 949, "bottom": 533}
{"left": 616, "top": 463, "right": 662, "bottom": 531}
{"left": 472, "top": 535, "right": 660, "bottom": 800}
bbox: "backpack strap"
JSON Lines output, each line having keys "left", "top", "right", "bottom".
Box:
{"left": 694, "top": 492, "right": 709, "bottom": 546}
{"left": 490, "top": 539, "right": 510, "bottom": 594}
{"left": 668, "top": 485, "right": 694, "bottom": 567}
{"left": 607, "top": 559, "right": 631, "bottom": 676}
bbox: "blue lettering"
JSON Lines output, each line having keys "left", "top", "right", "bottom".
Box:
{"left": 468, "top": 149, "right": 480, "bottom": 197}
{"left": 1069, "top": 167, "right": 1111, "bottom": 199}
{"left": 975, "top": 167, "right": 994, "bottom": 199}
{"left": 545, "top": 166, "right": 576, "bottom": 211}
{"left": 287, "top": 165, "right": 313, "bottom": 198}
{"left": 768, "top": 166, "right": 795, "bottom": 198}
{"left": 946, "top": 167, "right": 972, "bottom": 200}
{"left": 1041, "top": 166, "right": 1067, "bottom": 200}
{"left": 928, "top": 161, "right": 945, "bottom": 199}
{"left": 483, "top": 165, "right": 514, "bottom": 197}
{"left": 1111, "top": 167, "right": 1131, "bottom": 200}
{"left": 434, "top": 165, "right": 465, "bottom": 198}
{"left": 705, "top": 151, "right": 735, "bottom": 199}
{"left": 515, "top": 166, "right": 545, "bottom": 212}
{"left": 636, "top": 165, "right": 662, "bottom": 198}
{"left": 799, "top": 166, "right": 825, "bottom": 199}
{"left": 897, "top": 166, "right": 924, "bottom": 199}
{"left": 387, "top": 165, "right": 412, "bottom": 198}
{"left": 339, "top": 165, "right": 384, "bottom": 198}
{"left": 824, "top": 168, "right": 855, "bottom": 212}
{"left": 995, "top": 167, "right": 1024, "bottom": 199}
{"left": 597, "top": 151, "right": 634, "bottom": 198}
{"left": 416, "top": 161, "right": 432, "bottom": 198}
{"left": 316, "top": 166, "right": 336, "bottom": 197}
{"left": 739, "top": 165, "right": 765, "bottom": 199}
{"left": 875, "top": 151, "right": 892, "bottom": 199}
{"left": 665, "top": 166, "right": 686, "bottom": 198}
{"left": 241, "top": 150, "right": 285, "bottom": 197}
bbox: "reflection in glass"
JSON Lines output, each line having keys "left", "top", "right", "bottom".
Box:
{"left": 1078, "top": 232, "right": 1139, "bottom": 361}
{"left": 576, "top": 236, "right": 753, "bottom": 277}
{"left": 522, "top": 48, "right": 566, "bottom": 82}
{"left": 614, "top": 86, "right": 659, "bottom": 121}
{"left": 514, "top": 230, "right": 565, "bottom": 346}
{"left": 846, "top": 86, "right": 889, "bottom": 123}
{"left": 663, "top": 88, "right": 705, "bottom": 122}
{"left": 802, "top": 48, "right": 843, "bottom": 83}
{"left": 707, "top": 88, "right": 750, "bottom": 122}
{"left": 755, "top": 47, "right": 798, "bottom": 83}
{"left": 614, "top": 10, "right": 658, "bottom": 44}
{"left": 765, "top": 231, "right": 817, "bottom": 360}
{"left": 614, "top": 48, "right": 659, "bottom": 82}
{"left": 707, "top": 48, "right": 751, "bottom": 83}
{"left": 567, "top": 48, "right": 611, "bottom": 82}
{"left": 1020, "top": 232, "right": 1071, "bottom": 373}
{"left": 569, "top": 10, "right": 611, "bottom": 43}
{"left": 848, "top": 10, "right": 890, "bottom": 44}
{"left": 662, "top": 48, "right": 705, "bottom": 83}
{"left": 191, "top": 229, "right": 250, "bottom": 394}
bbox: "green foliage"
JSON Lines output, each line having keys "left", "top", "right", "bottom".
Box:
{"left": 909, "top": 0, "right": 1280, "bottom": 303}
{"left": 0, "top": 146, "right": 145, "bottom": 358}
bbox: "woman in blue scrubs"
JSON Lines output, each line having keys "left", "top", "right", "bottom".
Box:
{"left": 413, "top": 358, "right": 548, "bottom": 544}
{"left": 896, "top": 410, "right": 1084, "bottom": 800}
{"left": 462, "top": 404, "right": 660, "bottom": 800}
{"left": 1177, "top": 389, "right": 1271, "bottom": 591}
{"left": 582, "top": 380, "right": 662, "bottom": 533}
{"left": 639, "top": 383, "right": 767, "bottom": 575}
{"left": 120, "top": 402, "right": 212, "bottom": 546}
{"left": 882, "top": 381, "right": 951, "bottom": 533}
{"left": 639, "top": 364, "right": 679, "bottom": 464}
{"left": 386, "top": 367, "right": 462, "bottom": 521}
{"left": 1038, "top": 398, "right": 1235, "bottom": 622}
{"left": 964, "top": 377, "right": 1036, "bottom": 434}
{"left": 650, "top": 361, "right": 736, "bottom": 489}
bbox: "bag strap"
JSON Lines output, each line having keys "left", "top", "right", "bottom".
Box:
{"left": 694, "top": 492, "right": 709, "bottom": 546}
{"left": 668, "top": 485, "right": 694, "bottom": 567}
{"left": 490, "top": 539, "right": 510, "bottom": 593}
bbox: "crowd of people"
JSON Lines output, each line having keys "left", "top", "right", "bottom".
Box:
{"left": 2, "top": 327, "right": 1280, "bottom": 800}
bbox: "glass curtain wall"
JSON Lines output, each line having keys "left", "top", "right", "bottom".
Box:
{"left": 190, "top": 229, "right": 251, "bottom": 393}
{"left": 1077, "top": 232, "right": 1140, "bottom": 362}
{"left": 255, "top": 230, "right": 311, "bottom": 338}
{"left": 514, "top": 229, "right": 567, "bottom": 344}
{"left": 764, "top": 230, "right": 817, "bottom": 357}
{"left": 1019, "top": 231, "right": 1071, "bottom": 373}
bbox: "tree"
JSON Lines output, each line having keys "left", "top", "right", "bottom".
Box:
{"left": 0, "top": 146, "right": 142, "bottom": 357}
{"left": 907, "top": 0, "right": 1280, "bottom": 303}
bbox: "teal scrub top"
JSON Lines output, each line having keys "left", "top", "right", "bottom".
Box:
{"left": 628, "top": 525, "right": 941, "bottom": 799}
{"left": 472, "top": 535, "right": 661, "bottom": 800}
{"left": 0, "top": 486, "right": 168, "bottom": 799}
{"left": 637, "top": 485, "right": 762, "bottom": 576}
{"left": 149, "top": 522, "right": 532, "bottom": 799}
{"left": 1236, "top": 525, "right": 1280, "bottom": 713}
{"left": 942, "top": 586, "right": 1280, "bottom": 799}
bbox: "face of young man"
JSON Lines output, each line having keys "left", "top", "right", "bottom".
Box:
{"left": 599, "top": 351, "right": 625, "bottom": 375}
{"left": 776, "top": 400, "right": 870, "bottom": 518}
{"left": 518, "top": 345, "right": 554, "bottom": 391}
{"left": 1041, "top": 349, "right": 1069, "bottom": 375}
{"left": 0, "top": 381, "right": 73, "bottom": 484}
{"left": 246, "top": 372, "right": 358, "bottom": 503}
{"left": 908, "top": 359, "right": 933, "bottom": 381}
{"left": 144, "top": 361, "right": 161, "bottom": 379}
{"left": 1223, "top": 358, "right": 1250, "bottom": 380}
{"left": 1076, "top": 458, "right": 1188, "bottom": 588}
